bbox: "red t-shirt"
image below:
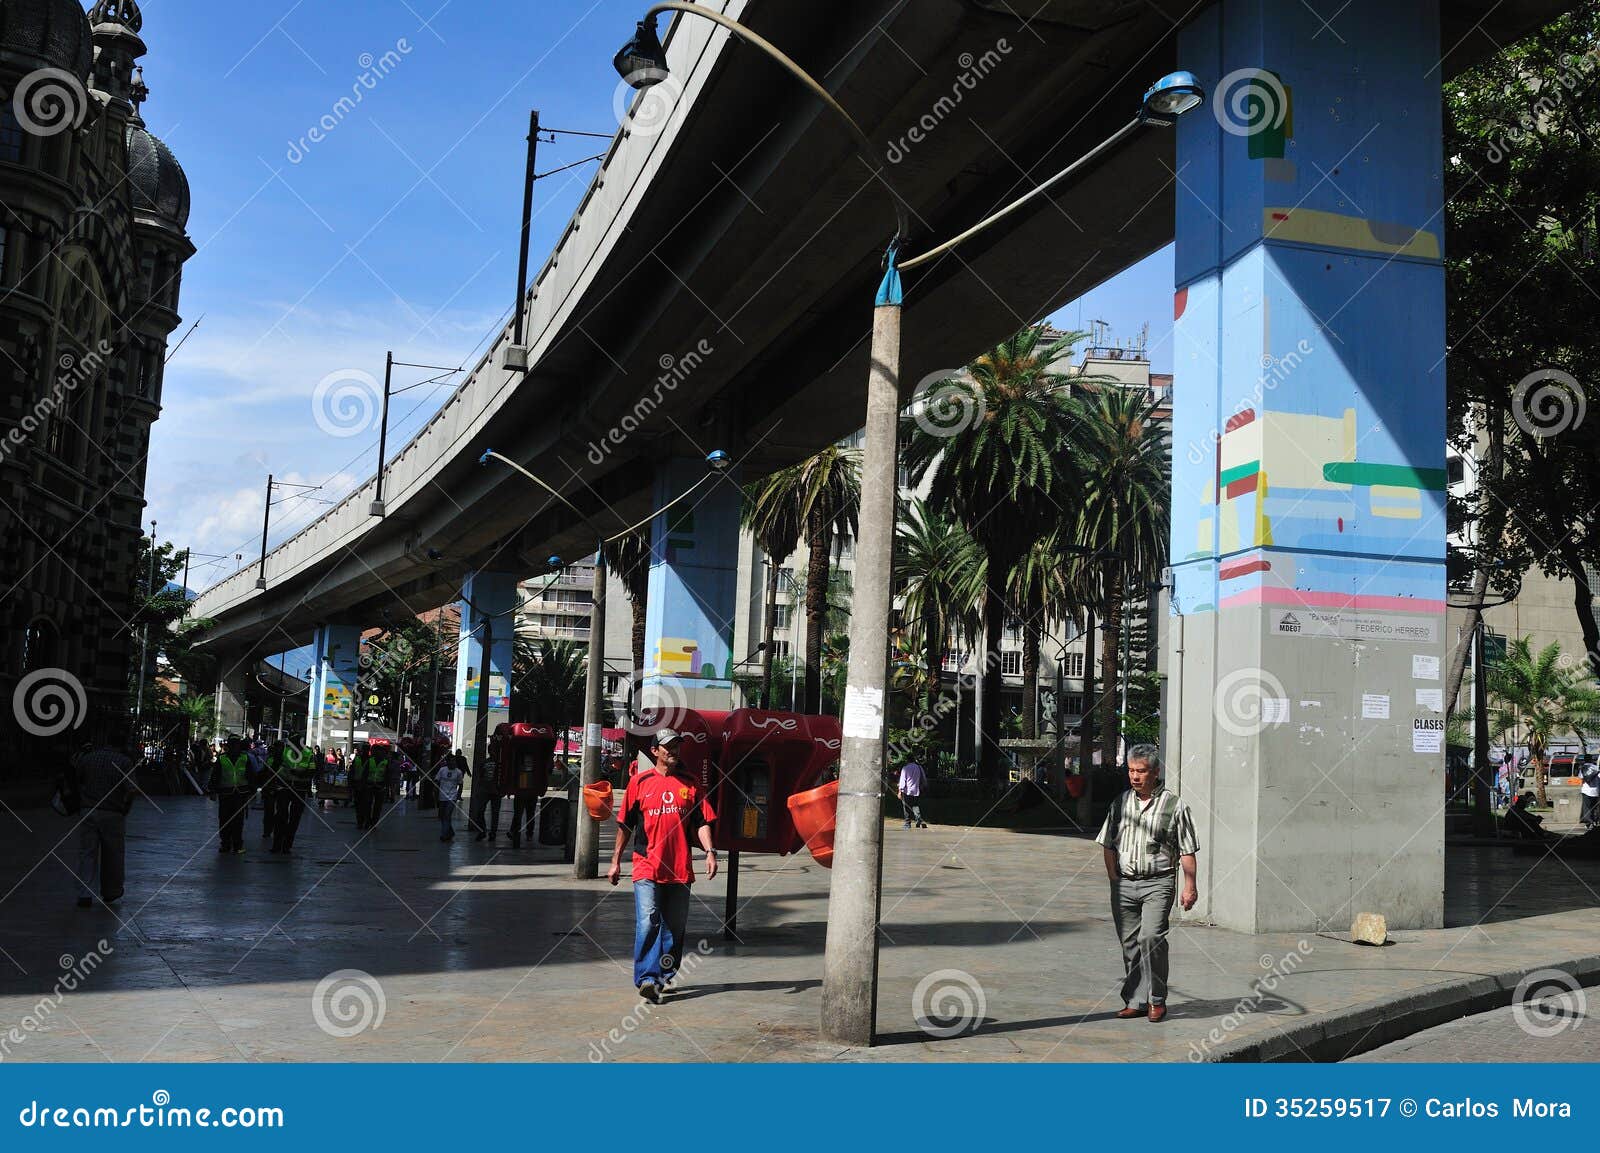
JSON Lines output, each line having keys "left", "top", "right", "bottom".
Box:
{"left": 619, "top": 767, "right": 715, "bottom": 884}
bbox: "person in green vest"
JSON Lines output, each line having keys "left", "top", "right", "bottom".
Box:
{"left": 270, "top": 739, "right": 318, "bottom": 855}
{"left": 208, "top": 735, "right": 252, "bottom": 854}
{"left": 364, "top": 743, "right": 392, "bottom": 829}
{"left": 351, "top": 742, "right": 374, "bottom": 831}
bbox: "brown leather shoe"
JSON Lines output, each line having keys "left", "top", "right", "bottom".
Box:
{"left": 1147, "top": 1004, "right": 1168, "bottom": 1023}
{"left": 1115, "top": 1006, "right": 1145, "bottom": 1020}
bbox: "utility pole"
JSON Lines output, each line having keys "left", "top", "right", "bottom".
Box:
{"left": 370, "top": 352, "right": 393, "bottom": 516}
{"left": 135, "top": 520, "right": 157, "bottom": 720}
{"left": 513, "top": 110, "right": 540, "bottom": 348}
{"left": 820, "top": 290, "right": 899, "bottom": 1045}
{"left": 574, "top": 551, "right": 608, "bottom": 878}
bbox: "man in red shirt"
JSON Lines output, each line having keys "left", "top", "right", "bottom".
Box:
{"left": 607, "top": 728, "right": 718, "bottom": 1002}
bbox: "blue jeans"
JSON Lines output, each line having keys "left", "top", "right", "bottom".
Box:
{"left": 633, "top": 879, "right": 690, "bottom": 988}
{"left": 438, "top": 798, "right": 456, "bottom": 839}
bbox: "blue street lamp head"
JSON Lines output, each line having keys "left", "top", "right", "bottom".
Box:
{"left": 705, "top": 449, "right": 731, "bottom": 472}
{"left": 1140, "top": 70, "right": 1205, "bottom": 126}
{"left": 547, "top": 555, "right": 562, "bottom": 569}
{"left": 615, "top": 17, "right": 669, "bottom": 87}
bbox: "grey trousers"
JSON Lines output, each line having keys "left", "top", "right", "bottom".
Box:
{"left": 76, "top": 810, "right": 126, "bottom": 902}
{"left": 1111, "top": 872, "right": 1176, "bottom": 1007}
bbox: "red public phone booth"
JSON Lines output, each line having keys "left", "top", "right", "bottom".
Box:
{"left": 633, "top": 707, "right": 725, "bottom": 791}
{"left": 493, "top": 723, "right": 557, "bottom": 797}
{"left": 711, "top": 709, "right": 827, "bottom": 856}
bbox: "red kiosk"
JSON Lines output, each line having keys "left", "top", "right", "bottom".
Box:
{"left": 493, "top": 723, "right": 560, "bottom": 846}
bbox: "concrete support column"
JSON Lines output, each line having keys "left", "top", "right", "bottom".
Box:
{"left": 215, "top": 661, "right": 250, "bottom": 738}
{"left": 641, "top": 458, "right": 741, "bottom": 714}
{"left": 453, "top": 572, "right": 516, "bottom": 770}
{"left": 1165, "top": 0, "right": 1447, "bottom": 932}
{"left": 307, "top": 625, "right": 363, "bottom": 747}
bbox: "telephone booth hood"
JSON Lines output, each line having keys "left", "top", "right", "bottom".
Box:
{"left": 712, "top": 709, "right": 827, "bottom": 855}
{"left": 634, "top": 707, "right": 725, "bottom": 790}
{"left": 493, "top": 722, "right": 557, "bottom": 797}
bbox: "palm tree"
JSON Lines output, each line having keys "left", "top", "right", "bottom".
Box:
{"left": 513, "top": 638, "right": 588, "bottom": 761}
{"left": 744, "top": 445, "right": 860, "bottom": 714}
{"left": 1485, "top": 639, "right": 1600, "bottom": 805}
{"left": 1067, "top": 384, "right": 1170, "bottom": 773}
{"left": 740, "top": 481, "right": 802, "bottom": 708}
{"left": 1007, "top": 530, "right": 1083, "bottom": 740}
{"left": 896, "top": 498, "right": 984, "bottom": 717}
{"left": 902, "top": 326, "right": 1087, "bottom": 785}
{"left": 602, "top": 529, "right": 652, "bottom": 675}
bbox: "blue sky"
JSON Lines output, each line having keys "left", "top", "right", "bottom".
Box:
{"left": 142, "top": 0, "right": 1173, "bottom": 603}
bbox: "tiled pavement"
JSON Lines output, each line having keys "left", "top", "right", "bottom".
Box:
{"left": 1, "top": 794, "right": 1598, "bottom": 1062}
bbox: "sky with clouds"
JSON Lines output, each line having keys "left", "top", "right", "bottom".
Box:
{"left": 140, "top": 0, "right": 1174, "bottom": 602}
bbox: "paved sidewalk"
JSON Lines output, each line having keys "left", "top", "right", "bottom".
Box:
{"left": 1, "top": 796, "right": 1597, "bottom": 1062}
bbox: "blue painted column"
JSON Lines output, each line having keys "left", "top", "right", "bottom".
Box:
{"left": 308, "top": 624, "right": 362, "bottom": 747}
{"left": 453, "top": 571, "right": 517, "bottom": 768}
{"left": 641, "top": 458, "right": 741, "bottom": 714}
{"left": 1165, "top": 0, "right": 1446, "bottom": 931}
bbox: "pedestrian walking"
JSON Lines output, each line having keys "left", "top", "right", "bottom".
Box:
{"left": 70, "top": 722, "right": 135, "bottom": 908}
{"left": 1095, "top": 744, "right": 1199, "bottom": 1023}
{"left": 271, "top": 740, "right": 318, "bottom": 854}
{"left": 248, "top": 738, "right": 272, "bottom": 843}
{"left": 435, "top": 756, "right": 464, "bottom": 841}
{"left": 897, "top": 759, "right": 928, "bottom": 828}
{"left": 209, "top": 735, "right": 252, "bottom": 854}
{"left": 472, "top": 754, "right": 501, "bottom": 842}
{"left": 606, "top": 729, "right": 717, "bottom": 1003}
{"left": 1580, "top": 759, "right": 1600, "bottom": 828}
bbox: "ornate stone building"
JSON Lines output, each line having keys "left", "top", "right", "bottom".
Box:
{"left": 0, "top": 0, "right": 192, "bottom": 775}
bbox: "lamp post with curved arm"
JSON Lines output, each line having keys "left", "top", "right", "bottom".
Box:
{"left": 481, "top": 446, "right": 731, "bottom": 877}
{"left": 615, "top": 2, "right": 1205, "bottom": 1044}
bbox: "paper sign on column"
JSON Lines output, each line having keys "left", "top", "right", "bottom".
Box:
{"left": 1415, "top": 688, "right": 1444, "bottom": 713}
{"left": 585, "top": 722, "right": 603, "bottom": 748}
{"left": 1412, "top": 654, "right": 1440, "bottom": 680}
{"left": 1412, "top": 717, "right": 1445, "bottom": 753}
{"left": 842, "top": 685, "right": 885, "bottom": 740}
{"left": 1260, "top": 698, "right": 1290, "bottom": 724}
{"left": 1361, "top": 693, "right": 1390, "bottom": 720}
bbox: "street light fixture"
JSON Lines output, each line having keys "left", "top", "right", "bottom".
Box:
{"left": 479, "top": 446, "right": 729, "bottom": 877}
{"left": 611, "top": 3, "right": 1205, "bottom": 1047}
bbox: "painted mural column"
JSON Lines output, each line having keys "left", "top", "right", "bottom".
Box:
{"left": 454, "top": 572, "right": 516, "bottom": 770}
{"left": 641, "top": 458, "right": 741, "bottom": 716}
{"left": 1166, "top": 0, "right": 1447, "bottom": 932}
{"left": 307, "top": 624, "right": 362, "bottom": 747}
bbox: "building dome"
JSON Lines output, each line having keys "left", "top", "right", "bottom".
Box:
{"left": 124, "top": 113, "right": 189, "bottom": 228}
{"left": 0, "top": 0, "right": 95, "bottom": 79}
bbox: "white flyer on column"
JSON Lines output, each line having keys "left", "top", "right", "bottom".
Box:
{"left": 842, "top": 685, "right": 885, "bottom": 740}
{"left": 1412, "top": 654, "right": 1440, "bottom": 680}
{"left": 1413, "top": 717, "right": 1445, "bottom": 753}
{"left": 1361, "top": 693, "right": 1390, "bottom": 720}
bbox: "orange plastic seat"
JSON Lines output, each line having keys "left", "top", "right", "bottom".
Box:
{"left": 582, "top": 780, "right": 614, "bottom": 821}
{"left": 786, "top": 779, "right": 839, "bottom": 868}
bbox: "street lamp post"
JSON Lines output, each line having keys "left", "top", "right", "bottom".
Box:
{"left": 614, "top": 3, "right": 1203, "bottom": 1044}
{"left": 135, "top": 519, "right": 157, "bottom": 721}
{"left": 480, "top": 446, "right": 730, "bottom": 878}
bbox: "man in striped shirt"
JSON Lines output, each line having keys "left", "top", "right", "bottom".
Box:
{"left": 1094, "top": 744, "right": 1199, "bottom": 1023}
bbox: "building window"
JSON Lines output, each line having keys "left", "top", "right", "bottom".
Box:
{"left": 1446, "top": 455, "right": 1466, "bottom": 486}
{"left": 1063, "top": 651, "right": 1085, "bottom": 678}
{"left": 0, "top": 106, "right": 22, "bottom": 164}
{"left": 1061, "top": 693, "right": 1084, "bottom": 717}
{"left": 771, "top": 639, "right": 791, "bottom": 660}
{"left": 772, "top": 603, "right": 791, "bottom": 630}
{"left": 1001, "top": 650, "right": 1022, "bottom": 676}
